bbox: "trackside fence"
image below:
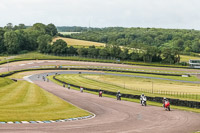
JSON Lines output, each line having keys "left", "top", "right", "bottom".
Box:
{"left": 53, "top": 76, "right": 200, "bottom": 109}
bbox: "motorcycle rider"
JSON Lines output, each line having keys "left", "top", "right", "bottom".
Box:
{"left": 116, "top": 90, "right": 121, "bottom": 100}
{"left": 140, "top": 94, "right": 145, "bottom": 104}
{"left": 80, "top": 87, "right": 83, "bottom": 93}
{"left": 99, "top": 89, "right": 103, "bottom": 97}
{"left": 162, "top": 97, "right": 168, "bottom": 107}
{"left": 68, "top": 84, "right": 70, "bottom": 89}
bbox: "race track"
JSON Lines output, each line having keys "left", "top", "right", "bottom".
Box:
{"left": 0, "top": 60, "right": 200, "bottom": 133}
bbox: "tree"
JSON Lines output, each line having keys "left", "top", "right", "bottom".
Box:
{"left": 4, "top": 31, "right": 21, "bottom": 54}
{"left": 13, "top": 24, "right": 26, "bottom": 30}
{"left": 37, "top": 34, "right": 52, "bottom": 53}
{"left": 32, "top": 23, "right": 47, "bottom": 34}
{"left": 51, "top": 39, "right": 67, "bottom": 54}
{"left": 87, "top": 46, "right": 99, "bottom": 57}
{"left": 4, "top": 23, "right": 13, "bottom": 31}
{"left": 46, "top": 24, "right": 58, "bottom": 36}
{"left": 109, "top": 45, "right": 121, "bottom": 58}
{"left": 0, "top": 28, "right": 5, "bottom": 53}
{"left": 174, "top": 39, "right": 184, "bottom": 50}
{"left": 25, "top": 29, "right": 42, "bottom": 51}
{"left": 99, "top": 47, "right": 109, "bottom": 57}
{"left": 130, "top": 52, "right": 142, "bottom": 61}
{"left": 119, "top": 48, "right": 129, "bottom": 60}
{"left": 67, "top": 46, "right": 77, "bottom": 55}
{"left": 192, "top": 41, "right": 200, "bottom": 53}
{"left": 162, "top": 47, "right": 180, "bottom": 64}
{"left": 77, "top": 48, "right": 88, "bottom": 56}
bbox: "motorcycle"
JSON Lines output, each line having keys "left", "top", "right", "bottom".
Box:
{"left": 116, "top": 93, "right": 121, "bottom": 100}
{"left": 164, "top": 101, "right": 170, "bottom": 111}
{"left": 141, "top": 97, "right": 147, "bottom": 106}
{"left": 99, "top": 91, "right": 103, "bottom": 97}
{"left": 80, "top": 87, "right": 83, "bottom": 93}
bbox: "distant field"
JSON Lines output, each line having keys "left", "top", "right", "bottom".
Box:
{"left": 53, "top": 37, "right": 106, "bottom": 47}
{"left": 59, "top": 32, "right": 80, "bottom": 35}
{"left": 0, "top": 78, "right": 90, "bottom": 122}
{"left": 180, "top": 55, "right": 200, "bottom": 62}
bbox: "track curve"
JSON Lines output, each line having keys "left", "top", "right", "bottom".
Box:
{"left": 0, "top": 61, "right": 200, "bottom": 133}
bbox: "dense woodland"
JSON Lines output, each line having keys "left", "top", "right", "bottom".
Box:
{"left": 1, "top": 23, "right": 198, "bottom": 64}
{"left": 0, "top": 23, "right": 58, "bottom": 54}
{"left": 70, "top": 27, "right": 200, "bottom": 54}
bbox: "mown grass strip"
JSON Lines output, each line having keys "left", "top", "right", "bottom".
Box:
{"left": 0, "top": 78, "right": 90, "bottom": 122}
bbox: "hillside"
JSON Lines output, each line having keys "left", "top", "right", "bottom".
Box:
{"left": 53, "top": 37, "right": 106, "bottom": 47}
{"left": 70, "top": 27, "right": 200, "bottom": 54}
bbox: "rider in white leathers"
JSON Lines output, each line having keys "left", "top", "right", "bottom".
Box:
{"left": 140, "top": 94, "right": 145, "bottom": 104}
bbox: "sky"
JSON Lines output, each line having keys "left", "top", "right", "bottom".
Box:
{"left": 0, "top": 0, "right": 200, "bottom": 29}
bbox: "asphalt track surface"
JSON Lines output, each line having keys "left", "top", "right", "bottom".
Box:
{"left": 1, "top": 60, "right": 200, "bottom": 73}
{"left": 0, "top": 61, "right": 200, "bottom": 133}
{"left": 1, "top": 60, "right": 200, "bottom": 84}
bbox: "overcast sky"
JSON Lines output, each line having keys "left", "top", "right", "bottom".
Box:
{"left": 0, "top": 0, "right": 200, "bottom": 29}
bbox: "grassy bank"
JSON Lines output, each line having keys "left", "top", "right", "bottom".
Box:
{"left": 0, "top": 78, "right": 90, "bottom": 122}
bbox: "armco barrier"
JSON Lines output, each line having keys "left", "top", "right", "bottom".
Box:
{"left": 53, "top": 76, "right": 200, "bottom": 109}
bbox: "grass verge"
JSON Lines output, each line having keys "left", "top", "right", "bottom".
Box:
{"left": 0, "top": 78, "right": 90, "bottom": 122}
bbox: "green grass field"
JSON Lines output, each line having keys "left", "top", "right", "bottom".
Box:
{"left": 106, "top": 71, "right": 200, "bottom": 82}
{"left": 0, "top": 78, "right": 90, "bottom": 122}
{"left": 180, "top": 55, "right": 200, "bottom": 62}
{"left": 53, "top": 74, "right": 200, "bottom": 101}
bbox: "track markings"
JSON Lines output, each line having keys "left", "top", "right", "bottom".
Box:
{"left": 19, "top": 64, "right": 26, "bottom": 66}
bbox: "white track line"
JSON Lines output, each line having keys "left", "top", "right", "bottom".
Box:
{"left": 23, "top": 75, "right": 33, "bottom": 83}
{"left": 19, "top": 64, "right": 25, "bottom": 66}
{"left": 27, "top": 62, "right": 34, "bottom": 64}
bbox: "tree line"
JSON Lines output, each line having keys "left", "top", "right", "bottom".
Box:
{"left": 0, "top": 23, "right": 57, "bottom": 54}
{"left": 70, "top": 27, "right": 200, "bottom": 54}
{"left": 0, "top": 23, "right": 181, "bottom": 64}
{"left": 45, "top": 40, "right": 180, "bottom": 64}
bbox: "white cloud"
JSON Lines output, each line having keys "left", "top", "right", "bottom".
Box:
{"left": 0, "top": 0, "right": 200, "bottom": 29}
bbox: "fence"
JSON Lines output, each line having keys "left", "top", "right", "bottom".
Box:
{"left": 53, "top": 76, "right": 200, "bottom": 109}
{"left": 81, "top": 74, "right": 200, "bottom": 101}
